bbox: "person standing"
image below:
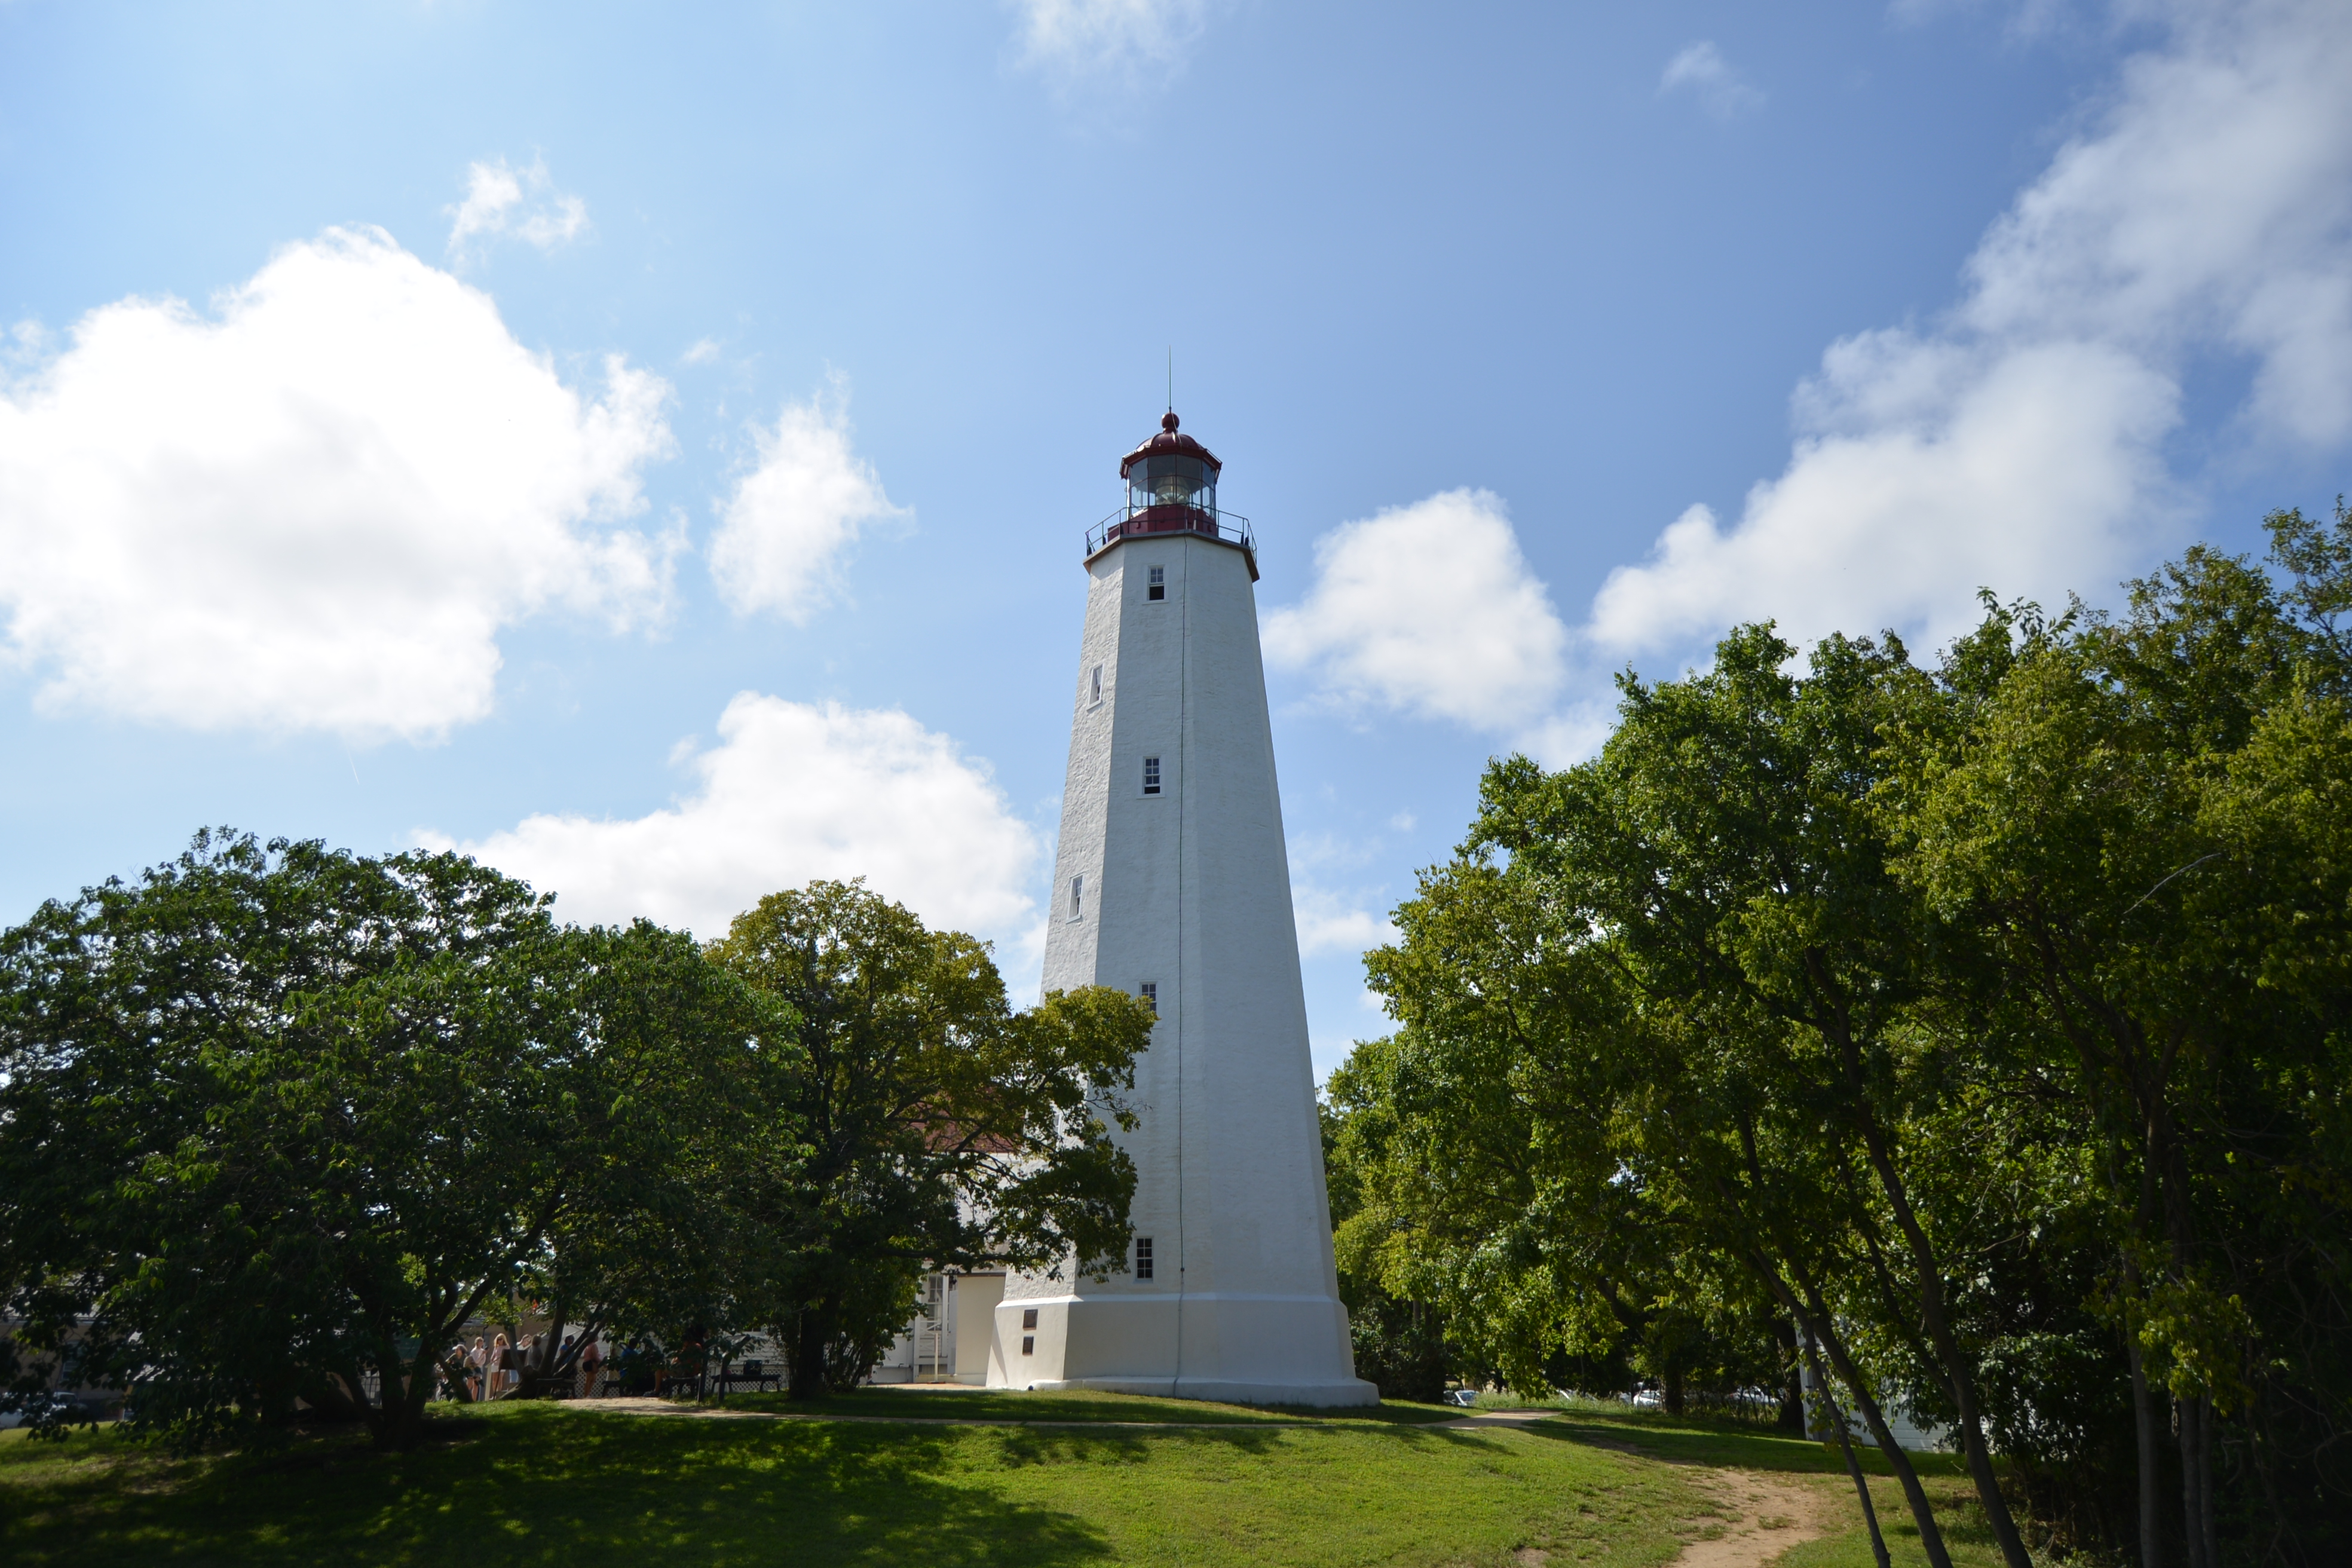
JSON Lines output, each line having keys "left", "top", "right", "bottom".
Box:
{"left": 465, "top": 1335, "right": 488, "bottom": 1402}
{"left": 489, "top": 1333, "right": 511, "bottom": 1399}
{"left": 579, "top": 1335, "right": 603, "bottom": 1398}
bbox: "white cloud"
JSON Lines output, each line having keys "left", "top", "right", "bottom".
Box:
{"left": 0, "top": 227, "right": 675, "bottom": 740}
{"left": 446, "top": 157, "right": 589, "bottom": 259}
{"left": 708, "top": 399, "right": 906, "bottom": 621}
{"left": 1286, "top": 833, "right": 1401, "bottom": 959}
{"left": 1292, "top": 883, "right": 1397, "bottom": 959}
{"left": 1262, "top": 489, "right": 1569, "bottom": 733}
{"left": 425, "top": 693, "right": 1043, "bottom": 941}
{"left": 1588, "top": 341, "right": 2176, "bottom": 655}
{"left": 1659, "top": 41, "right": 1764, "bottom": 118}
{"left": 1011, "top": 0, "right": 1207, "bottom": 81}
{"left": 1961, "top": 1, "right": 2352, "bottom": 444}
{"left": 1592, "top": 0, "right": 2352, "bottom": 663}
{"left": 680, "top": 337, "right": 722, "bottom": 366}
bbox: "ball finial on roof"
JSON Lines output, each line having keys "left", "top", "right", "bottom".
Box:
{"left": 1120, "top": 410, "right": 1220, "bottom": 478}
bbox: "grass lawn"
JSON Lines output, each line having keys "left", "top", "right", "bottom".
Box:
{"left": 1515, "top": 1405, "right": 2016, "bottom": 1568}
{"left": 0, "top": 1394, "right": 2017, "bottom": 1568}
{"left": 720, "top": 1385, "right": 1462, "bottom": 1425}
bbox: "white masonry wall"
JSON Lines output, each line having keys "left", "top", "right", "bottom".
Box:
{"left": 991, "top": 529, "right": 1376, "bottom": 1407}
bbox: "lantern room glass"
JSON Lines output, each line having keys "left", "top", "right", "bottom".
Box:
{"left": 1128, "top": 453, "right": 1216, "bottom": 516}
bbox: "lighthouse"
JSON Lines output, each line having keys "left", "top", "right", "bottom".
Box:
{"left": 987, "top": 412, "right": 1377, "bottom": 1407}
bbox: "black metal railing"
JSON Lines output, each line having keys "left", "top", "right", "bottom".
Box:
{"left": 1085, "top": 504, "right": 1255, "bottom": 559}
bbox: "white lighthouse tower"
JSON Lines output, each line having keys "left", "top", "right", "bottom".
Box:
{"left": 987, "top": 412, "right": 1377, "bottom": 1407}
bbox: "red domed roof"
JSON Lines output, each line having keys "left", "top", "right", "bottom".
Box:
{"left": 1119, "top": 411, "right": 1221, "bottom": 477}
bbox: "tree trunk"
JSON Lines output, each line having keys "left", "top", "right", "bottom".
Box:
{"left": 1823, "top": 994, "right": 2031, "bottom": 1568}
{"left": 1722, "top": 1120, "right": 1951, "bottom": 1568}
{"left": 1742, "top": 1237, "right": 1957, "bottom": 1568}
{"left": 1799, "top": 1291, "right": 1956, "bottom": 1568}
{"left": 1858, "top": 1126, "right": 2030, "bottom": 1568}
{"left": 2195, "top": 1394, "right": 2218, "bottom": 1568}
{"left": 1664, "top": 1364, "right": 1686, "bottom": 1416}
{"left": 2178, "top": 1395, "right": 2207, "bottom": 1568}
{"left": 1771, "top": 1316, "right": 1805, "bottom": 1432}
{"left": 1803, "top": 1332, "right": 1891, "bottom": 1568}
{"left": 2124, "top": 1285, "right": 2164, "bottom": 1568}
{"left": 789, "top": 1306, "right": 828, "bottom": 1399}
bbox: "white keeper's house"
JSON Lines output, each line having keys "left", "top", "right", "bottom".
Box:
{"left": 869, "top": 412, "right": 1373, "bottom": 1405}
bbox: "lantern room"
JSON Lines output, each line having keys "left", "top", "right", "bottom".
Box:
{"left": 1122, "top": 411, "right": 1220, "bottom": 517}
{"left": 1085, "top": 411, "right": 1257, "bottom": 578}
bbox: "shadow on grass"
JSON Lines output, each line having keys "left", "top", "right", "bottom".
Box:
{"left": 2, "top": 1402, "right": 1732, "bottom": 1568}
{"left": 722, "top": 1386, "right": 1287, "bottom": 1424}
{"left": 718, "top": 1386, "right": 1462, "bottom": 1428}
{"left": 1260, "top": 1399, "right": 1462, "bottom": 1426}
{"left": 1521, "top": 1410, "right": 1970, "bottom": 1480}
{"left": 1, "top": 1407, "right": 1123, "bottom": 1567}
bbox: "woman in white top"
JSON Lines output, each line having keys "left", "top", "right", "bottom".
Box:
{"left": 465, "top": 1336, "right": 488, "bottom": 1402}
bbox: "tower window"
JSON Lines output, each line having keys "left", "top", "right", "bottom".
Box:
{"left": 1068, "top": 875, "right": 1083, "bottom": 920}
{"left": 1021, "top": 1336, "right": 1034, "bottom": 1355}
{"left": 1142, "top": 755, "right": 1161, "bottom": 795}
{"left": 1139, "top": 981, "right": 1157, "bottom": 1014}
{"left": 1147, "top": 565, "right": 1166, "bottom": 601}
{"left": 1022, "top": 1308, "right": 1039, "bottom": 1330}
{"left": 1089, "top": 664, "right": 1102, "bottom": 705}
{"left": 1135, "top": 1236, "right": 1155, "bottom": 1280}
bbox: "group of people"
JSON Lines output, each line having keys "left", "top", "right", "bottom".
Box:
{"left": 446, "top": 1330, "right": 605, "bottom": 1401}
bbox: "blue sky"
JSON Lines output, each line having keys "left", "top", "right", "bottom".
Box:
{"left": 4, "top": 1, "right": 2349, "bottom": 1078}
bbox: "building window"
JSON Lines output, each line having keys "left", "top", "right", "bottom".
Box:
{"left": 1021, "top": 1336, "right": 1035, "bottom": 1356}
{"left": 1089, "top": 664, "right": 1102, "bottom": 705}
{"left": 1138, "top": 981, "right": 1157, "bottom": 1015}
{"left": 1141, "top": 755, "right": 1161, "bottom": 795}
{"left": 1147, "top": 565, "right": 1166, "bottom": 601}
{"left": 1069, "top": 875, "right": 1083, "bottom": 920}
{"left": 1022, "top": 1308, "right": 1039, "bottom": 1330}
{"left": 1135, "top": 1236, "right": 1155, "bottom": 1280}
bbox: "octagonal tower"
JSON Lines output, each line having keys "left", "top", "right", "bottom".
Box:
{"left": 986, "top": 413, "right": 1376, "bottom": 1407}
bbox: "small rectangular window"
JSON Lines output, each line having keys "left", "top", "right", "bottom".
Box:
{"left": 1138, "top": 981, "right": 1157, "bottom": 1014}
{"left": 1141, "top": 755, "right": 1161, "bottom": 795}
{"left": 1021, "top": 1335, "right": 1035, "bottom": 1355}
{"left": 1147, "top": 565, "right": 1166, "bottom": 601}
{"left": 1135, "top": 1236, "right": 1155, "bottom": 1280}
{"left": 1022, "top": 1308, "right": 1039, "bottom": 1330}
{"left": 1069, "top": 875, "right": 1083, "bottom": 920}
{"left": 1089, "top": 664, "right": 1102, "bottom": 705}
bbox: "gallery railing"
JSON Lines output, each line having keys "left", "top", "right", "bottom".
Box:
{"left": 1085, "top": 504, "right": 1255, "bottom": 561}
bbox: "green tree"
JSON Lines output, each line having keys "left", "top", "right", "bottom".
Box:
{"left": 1886, "top": 544, "right": 2352, "bottom": 1566}
{"left": 704, "top": 879, "right": 1156, "bottom": 1398}
{"left": 0, "top": 832, "right": 783, "bottom": 1450}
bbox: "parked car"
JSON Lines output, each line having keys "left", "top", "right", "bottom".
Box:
{"left": 0, "top": 1392, "right": 81, "bottom": 1430}
{"left": 1442, "top": 1388, "right": 1480, "bottom": 1408}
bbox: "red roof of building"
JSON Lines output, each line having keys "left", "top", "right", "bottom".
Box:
{"left": 1119, "top": 411, "right": 1221, "bottom": 478}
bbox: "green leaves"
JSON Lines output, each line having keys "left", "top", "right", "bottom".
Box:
{"left": 1332, "top": 514, "right": 2352, "bottom": 1559}
{"left": 0, "top": 834, "right": 788, "bottom": 1449}
{"left": 703, "top": 878, "right": 1153, "bottom": 1395}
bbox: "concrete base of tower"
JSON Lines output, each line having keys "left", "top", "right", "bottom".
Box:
{"left": 985, "top": 1291, "right": 1379, "bottom": 1407}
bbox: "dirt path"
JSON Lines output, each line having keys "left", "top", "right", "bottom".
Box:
{"left": 1443, "top": 1412, "right": 1839, "bottom": 1568}
{"left": 1437, "top": 1408, "right": 1563, "bottom": 1433}
{"left": 1667, "top": 1467, "right": 1837, "bottom": 1568}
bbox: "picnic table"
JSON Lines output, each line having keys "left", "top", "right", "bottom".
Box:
{"left": 710, "top": 1365, "right": 783, "bottom": 1395}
